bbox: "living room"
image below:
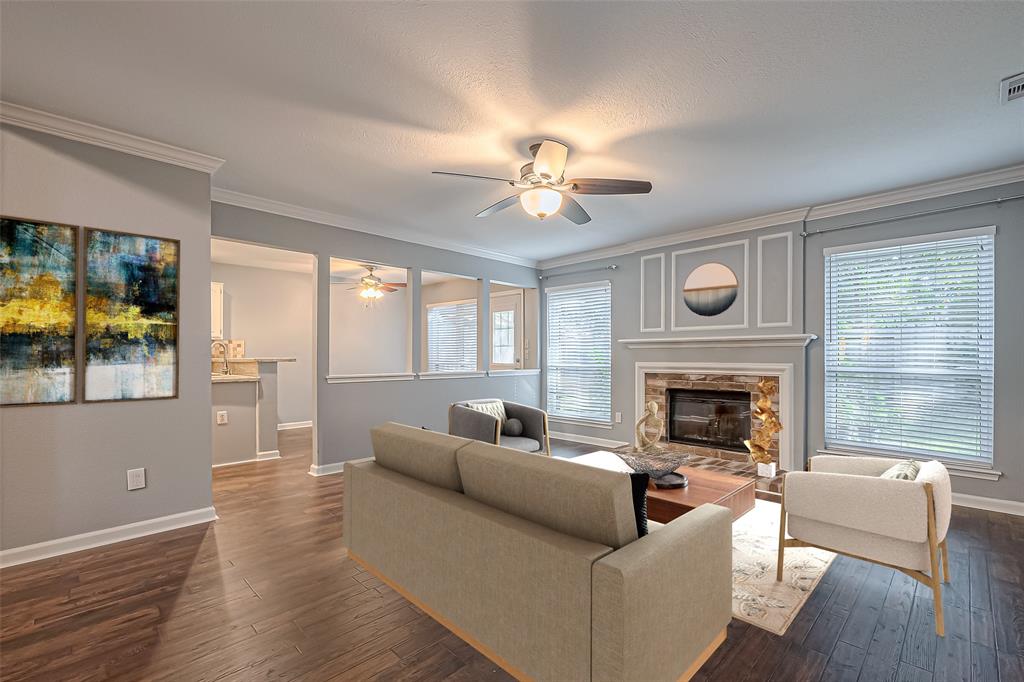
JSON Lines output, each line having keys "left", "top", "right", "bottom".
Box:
{"left": 1, "top": 2, "right": 1022, "bottom": 681}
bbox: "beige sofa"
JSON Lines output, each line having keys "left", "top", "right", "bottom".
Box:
{"left": 344, "top": 422, "right": 732, "bottom": 682}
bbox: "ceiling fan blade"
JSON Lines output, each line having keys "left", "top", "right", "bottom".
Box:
{"left": 347, "top": 286, "right": 360, "bottom": 290}
{"left": 560, "top": 195, "right": 592, "bottom": 225}
{"left": 532, "top": 140, "right": 568, "bottom": 181}
{"left": 380, "top": 285, "right": 398, "bottom": 293}
{"left": 476, "top": 195, "right": 520, "bottom": 218}
{"left": 567, "top": 178, "right": 653, "bottom": 195}
{"left": 432, "top": 171, "right": 515, "bottom": 184}
{"left": 381, "top": 282, "right": 407, "bottom": 288}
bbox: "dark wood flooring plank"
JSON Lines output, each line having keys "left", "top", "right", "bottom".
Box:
{"left": 970, "top": 643, "right": 999, "bottom": 682}
{"left": 902, "top": 595, "right": 939, "bottom": 672}
{"left": 821, "top": 641, "right": 867, "bottom": 682}
{"left": 969, "top": 550, "right": 993, "bottom": 613}
{"left": 840, "top": 563, "right": 895, "bottom": 651}
{"left": 896, "top": 662, "right": 934, "bottom": 682}
{"left": 768, "top": 643, "right": 828, "bottom": 682}
{"left": 859, "top": 571, "right": 917, "bottom": 682}
{"left": 933, "top": 604, "right": 971, "bottom": 682}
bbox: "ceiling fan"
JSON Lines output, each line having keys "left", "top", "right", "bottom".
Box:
{"left": 335, "top": 265, "right": 407, "bottom": 301}
{"left": 432, "top": 140, "right": 652, "bottom": 225}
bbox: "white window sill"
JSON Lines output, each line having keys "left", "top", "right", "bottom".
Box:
{"left": 326, "top": 373, "right": 415, "bottom": 384}
{"left": 548, "top": 417, "right": 615, "bottom": 430}
{"left": 487, "top": 369, "right": 541, "bottom": 376}
{"left": 816, "top": 448, "right": 1002, "bottom": 481}
{"left": 417, "top": 371, "right": 487, "bottom": 380}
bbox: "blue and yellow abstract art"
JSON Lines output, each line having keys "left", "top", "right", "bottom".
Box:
{"left": 0, "top": 218, "right": 78, "bottom": 405}
{"left": 85, "top": 229, "right": 178, "bottom": 401}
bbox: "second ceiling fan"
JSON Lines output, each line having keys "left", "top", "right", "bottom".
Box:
{"left": 432, "top": 140, "right": 652, "bottom": 225}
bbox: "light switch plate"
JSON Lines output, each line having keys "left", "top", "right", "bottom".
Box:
{"left": 614, "top": 412, "right": 622, "bottom": 423}
{"left": 127, "top": 468, "right": 146, "bottom": 491}
{"left": 216, "top": 410, "right": 228, "bottom": 425}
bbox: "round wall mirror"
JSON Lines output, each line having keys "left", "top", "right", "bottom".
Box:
{"left": 682, "top": 262, "right": 738, "bottom": 317}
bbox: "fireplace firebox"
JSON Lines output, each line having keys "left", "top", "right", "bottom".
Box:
{"left": 667, "top": 389, "right": 751, "bottom": 453}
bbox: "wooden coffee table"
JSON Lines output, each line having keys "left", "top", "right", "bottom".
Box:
{"left": 646, "top": 466, "right": 755, "bottom": 523}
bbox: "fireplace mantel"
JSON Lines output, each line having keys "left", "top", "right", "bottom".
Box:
{"left": 619, "top": 334, "right": 816, "bottom": 349}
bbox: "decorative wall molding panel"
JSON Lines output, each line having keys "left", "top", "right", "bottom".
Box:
{"left": 640, "top": 253, "right": 665, "bottom": 332}
{"left": 0, "top": 101, "right": 225, "bottom": 174}
{"left": 757, "top": 231, "right": 794, "bottom": 328}
{"left": 670, "top": 240, "right": 749, "bottom": 332}
{"left": 619, "top": 334, "right": 816, "bottom": 349}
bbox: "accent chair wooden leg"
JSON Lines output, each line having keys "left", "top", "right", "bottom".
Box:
{"left": 940, "top": 539, "right": 950, "bottom": 583}
{"left": 925, "top": 483, "right": 945, "bottom": 636}
{"left": 776, "top": 489, "right": 786, "bottom": 582}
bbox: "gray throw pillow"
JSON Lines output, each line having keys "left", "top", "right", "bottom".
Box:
{"left": 880, "top": 460, "right": 920, "bottom": 480}
{"left": 502, "top": 417, "right": 523, "bottom": 437}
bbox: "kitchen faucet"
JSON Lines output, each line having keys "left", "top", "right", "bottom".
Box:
{"left": 211, "top": 340, "right": 230, "bottom": 375}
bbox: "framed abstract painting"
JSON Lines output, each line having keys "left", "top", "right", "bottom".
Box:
{"left": 0, "top": 217, "right": 78, "bottom": 406}
{"left": 84, "top": 228, "right": 179, "bottom": 401}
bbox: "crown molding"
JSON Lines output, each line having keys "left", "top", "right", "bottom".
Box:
{"left": 0, "top": 101, "right": 225, "bottom": 174}
{"left": 806, "top": 164, "right": 1024, "bottom": 221}
{"left": 537, "top": 208, "right": 810, "bottom": 270}
{"left": 211, "top": 188, "right": 537, "bottom": 268}
{"left": 539, "top": 162, "right": 1024, "bottom": 271}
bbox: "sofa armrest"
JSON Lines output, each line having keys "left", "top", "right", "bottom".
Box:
{"left": 503, "top": 401, "right": 546, "bottom": 442}
{"left": 784, "top": 471, "right": 928, "bottom": 543}
{"left": 448, "top": 404, "right": 499, "bottom": 444}
{"left": 591, "top": 504, "right": 732, "bottom": 682}
{"left": 809, "top": 454, "right": 897, "bottom": 476}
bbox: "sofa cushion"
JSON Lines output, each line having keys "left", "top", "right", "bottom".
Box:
{"left": 570, "top": 452, "right": 647, "bottom": 537}
{"left": 457, "top": 441, "right": 639, "bottom": 549}
{"left": 498, "top": 435, "right": 541, "bottom": 452}
{"left": 880, "top": 460, "right": 920, "bottom": 480}
{"left": 370, "top": 422, "right": 470, "bottom": 492}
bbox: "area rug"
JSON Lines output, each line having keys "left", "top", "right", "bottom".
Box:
{"left": 731, "top": 499, "right": 834, "bottom": 635}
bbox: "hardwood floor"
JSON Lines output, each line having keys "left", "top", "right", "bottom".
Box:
{"left": 1, "top": 431, "right": 1022, "bottom": 681}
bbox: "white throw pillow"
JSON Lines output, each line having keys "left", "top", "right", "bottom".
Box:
{"left": 467, "top": 400, "right": 507, "bottom": 423}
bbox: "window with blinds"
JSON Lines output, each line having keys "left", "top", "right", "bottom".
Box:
{"left": 824, "top": 229, "right": 995, "bottom": 466}
{"left": 426, "top": 300, "right": 478, "bottom": 372}
{"left": 545, "top": 282, "right": 612, "bottom": 423}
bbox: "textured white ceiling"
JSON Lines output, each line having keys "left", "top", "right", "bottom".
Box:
{"left": 3, "top": 2, "right": 1022, "bottom": 263}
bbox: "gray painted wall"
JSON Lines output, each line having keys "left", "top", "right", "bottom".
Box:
{"left": 541, "top": 183, "right": 1024, "bottom": 503}
{"left": 330, "top": 283, "right": 409, "bottom": 375}
{"left": 0, "top": 126, "right": 213, "bottom": 549}
{"left": 211, "top": 381, "right": 258, "bottom": 466}
{"left": 211, "top": 262, "right": 314, "bottom": 424}
{"left": 212, "top": 203, "right": 541, "bottom": 465}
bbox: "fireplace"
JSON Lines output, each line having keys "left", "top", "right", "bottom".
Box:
{"left": 667, "top": 389, "right": 751, "bottom": 453}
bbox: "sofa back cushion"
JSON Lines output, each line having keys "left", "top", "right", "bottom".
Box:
{"left": 916, "top": 460, "right": 952, "bottom": 541}
{"left": 370, "top": 422, "right": 470, "bottom": 492}
{"left": 456, "top": 441, "right": 639, "bottom": 549}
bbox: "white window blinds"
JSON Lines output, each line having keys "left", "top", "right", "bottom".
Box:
{"left": 545, "top": 282, "right": 612, "bottom": 422}
{"left": 824, "top": 230, "right": 995, "bottom": 466}
{"left": 427, "top": 300, "right": 477, "bottom": 372}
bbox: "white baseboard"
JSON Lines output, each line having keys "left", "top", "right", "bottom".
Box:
{"left": 549, "top": 431, "right": 630, "bottom": 450}
{"left": 0, "top": 506, "right": 218, "bottom": 569}
{"left": 278, "top": 420, "right": 313, "bottom": 431}
{"left": 952, "top": 493, "right": 1024, "bottom": 517}
{"left": 308, "top": 462, "right": 344, "bottom": 477}
{"left": 258, "top": 450, "right": 281, "bottom": 460}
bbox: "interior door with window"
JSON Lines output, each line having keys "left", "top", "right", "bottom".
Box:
{"left": 490, "top": 291, "right": 523, "bottom": 370}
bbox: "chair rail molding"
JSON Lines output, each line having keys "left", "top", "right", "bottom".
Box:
{"left": 634, "top": 361, "right": 797, "bottom": 472}
{"left": 619, "top": 334, "right": 816, "bottom": 349}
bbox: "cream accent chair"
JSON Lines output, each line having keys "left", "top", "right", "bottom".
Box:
{"left": 777, "top": 455, "right": 953, "bottom": 636}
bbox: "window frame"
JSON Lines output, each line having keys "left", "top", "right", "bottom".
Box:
{"left": 544, "top": 280, "right": 613, "bottom": 425}
{"left": 822, "top": 225, "right": 996, "bottom": 469}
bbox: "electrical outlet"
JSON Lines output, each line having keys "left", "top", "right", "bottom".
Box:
{"left": 127, "top": 468, "right": 146, "bottom": 491}
{"left": 216, "top": 410, "right": 228, "bottom": 425}
{"left": 614, "top": 412, "right": 622, "bottom": 423}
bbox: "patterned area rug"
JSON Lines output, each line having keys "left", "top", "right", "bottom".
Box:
{"left": 732, "top": 499, "right": 835, "bottom": 635}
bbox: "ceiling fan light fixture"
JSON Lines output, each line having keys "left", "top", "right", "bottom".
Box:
{"left": 359, "top": 286, "right": 384, "bottom": 300}
{"left": 520, "top": 187, "right": 563, "bottom": 219}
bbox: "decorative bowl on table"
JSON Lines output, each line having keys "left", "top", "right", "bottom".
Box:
{"left": 615, "top": 451, "right": 690, "bottom": 488}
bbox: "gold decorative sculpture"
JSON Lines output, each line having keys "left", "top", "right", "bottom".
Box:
{"left": 744, "top": 377, "right": 782, "bottom": 466}
{"left": 634, "top": 400, "right": 665, "bottom": 451}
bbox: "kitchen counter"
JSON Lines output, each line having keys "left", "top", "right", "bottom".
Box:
{"left": 211, "top": 374, "right": 259, "bottom": 383}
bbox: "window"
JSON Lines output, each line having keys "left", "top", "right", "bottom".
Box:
{"left": 545, "top": 282, "right": 612, "bottom": 422}
{"left": 492, "top": 310, "right": 515, "bottom": 366}
{"left": 824, "top": 229, "right": 995, "bottom": 466}
{"left": 426, "top": 299, "right": 478, "bottom": 372}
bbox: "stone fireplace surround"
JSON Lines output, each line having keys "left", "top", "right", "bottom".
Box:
{"left": 634, "top": 362, "right": 796, "bottom": 472}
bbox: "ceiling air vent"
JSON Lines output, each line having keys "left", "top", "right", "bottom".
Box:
{"left": 1001, "top": 72, "right": 1024, "bottom": 104}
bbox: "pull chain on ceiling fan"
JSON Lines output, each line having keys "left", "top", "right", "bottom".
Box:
{"left": 432, "top": 139, "right": 652, "bottom": 225}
